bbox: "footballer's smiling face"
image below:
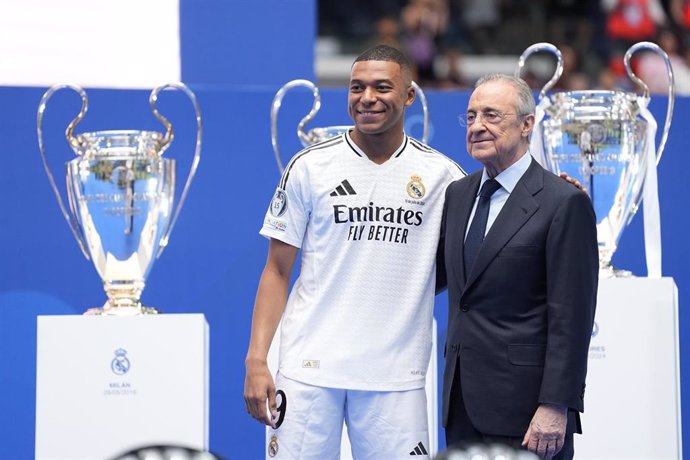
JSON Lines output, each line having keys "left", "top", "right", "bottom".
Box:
{"left": 348, "top": 60, "right": 414, "bottom": 138}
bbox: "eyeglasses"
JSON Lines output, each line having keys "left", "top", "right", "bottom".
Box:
{"left": 459, "top": 110, "right": 523, "bottom": 127}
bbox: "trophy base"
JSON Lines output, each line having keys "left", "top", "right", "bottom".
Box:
{"left": 83, "top": 302, "right": 160, "bottom": 316}
{"left": 599, "top": 264, "right": 634, "bottom": 279}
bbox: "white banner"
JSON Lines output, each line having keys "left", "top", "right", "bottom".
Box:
{"left": 0, "top": 0, "right": 180, "bottom": 88}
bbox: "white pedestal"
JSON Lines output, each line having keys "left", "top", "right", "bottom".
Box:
{"left": 35, "top": 314, "right": 209, "bottom": 460}
{"left": 577, "top": 277, "right": 682, "bottom": 459}
{"left": 265, "top": 320, "right": 438, "bottom": 459}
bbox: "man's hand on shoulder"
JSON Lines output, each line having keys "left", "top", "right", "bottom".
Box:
{"left": 522, "top": 403, "right": 567, "bottom": 459}
{"left": 559, "top": 172, "right": 588, "bottom": 195}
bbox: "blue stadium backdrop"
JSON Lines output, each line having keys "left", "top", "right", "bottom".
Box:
{"left": 0, "top": 1, "right": 687, "bottom": 459}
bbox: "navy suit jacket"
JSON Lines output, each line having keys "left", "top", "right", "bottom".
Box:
{"left": 437, "top": 158, "right": 598, "bottom": 437}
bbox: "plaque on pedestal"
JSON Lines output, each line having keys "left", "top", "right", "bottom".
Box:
{"left": 35, "top": 314, "right": 209, "bottom": 460}
{"left": 578, "top": 278, "right": 681, "bottom": 459}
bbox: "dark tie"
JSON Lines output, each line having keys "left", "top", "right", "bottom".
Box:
{"left": 464, "top": 178, "right": 502, "bottom": 275}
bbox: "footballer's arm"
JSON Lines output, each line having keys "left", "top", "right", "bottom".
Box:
{"left": 244, "top": 238, "right": 298, "bottom": 426}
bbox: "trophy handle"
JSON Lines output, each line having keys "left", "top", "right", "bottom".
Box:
{"left": 624, "top": 41, "right": 675, "bottom": 165}
{"left": 271, "top": 79, "right": 321, "bottom": 173}
{"left": 149, "top": 82, "right": 203, "bottom": 256}
{"left": 411, "top": 81, "right": 430, "bottom": 144}
{"left": 36, "top": 84, "right": 91, "bottom": 259}
{"left": 515, "top": 42, "right": 564, "bottom": 101}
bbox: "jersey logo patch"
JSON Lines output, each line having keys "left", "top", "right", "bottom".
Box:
{"left": 302, "top": 360, "right": 320, "bottom": 368}
{"left": 406, "top": 175, "right": 426, "bottom": 199}
{"left": 270, "top": 189, "right": 288, "bottom": 217}
{"left": 330, "top": 179, "right": 357, "bottom": 196}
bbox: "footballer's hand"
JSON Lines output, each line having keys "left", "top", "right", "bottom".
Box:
{"left": 244, "top": 358, "right": 278, "bottom": 427}
{"left": 559, "top": 172, "right": 588, "bottom": 195}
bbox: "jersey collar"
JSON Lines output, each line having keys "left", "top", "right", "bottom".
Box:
{"left": 345, "top": 130, "right": 408, "bottom": 164}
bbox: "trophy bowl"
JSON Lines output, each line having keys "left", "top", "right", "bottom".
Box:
{"left": 37, "top": 84, "right": 202, "bottom": 315}
{"left": 542, "top": 90, "right": 648, "bottom": 274}
{"left": 517, "top": 42, "right": 674, "bottom": 277}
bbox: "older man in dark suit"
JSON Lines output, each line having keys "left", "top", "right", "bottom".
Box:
{"left": 437, "top": 74, "right": 598, "bottom": 460}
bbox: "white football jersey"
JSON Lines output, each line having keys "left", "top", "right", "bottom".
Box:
{"left": 260, "top": 132, "right": 465, "bottom": 391}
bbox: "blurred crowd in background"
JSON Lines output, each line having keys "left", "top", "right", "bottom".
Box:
{"left": 318, "top": 0, "right": 690, "bottom": 94}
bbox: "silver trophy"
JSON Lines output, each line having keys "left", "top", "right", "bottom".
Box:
{"left": 516, "top": 42, "right": 674, "bottom": 277}
{"left": 37, "top": 83, "right": 202, "bottom": 315}
{"left": 270, "top": 79, "right": 429, "bottom": 172}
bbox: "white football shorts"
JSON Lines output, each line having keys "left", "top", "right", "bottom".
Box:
{"left": 266, "top": 372, "right": 430, "bottom": 459}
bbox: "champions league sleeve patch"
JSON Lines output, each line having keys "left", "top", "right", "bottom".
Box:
{"left": 270, "top": 189, "right": 288, "bottom": 217}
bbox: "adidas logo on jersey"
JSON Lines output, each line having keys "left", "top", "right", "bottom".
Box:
{"left": 409, "top": 441, "right": 429, "bottom": 456}
{"left": 330, "top": 179, "right": 356, "bottom": 196}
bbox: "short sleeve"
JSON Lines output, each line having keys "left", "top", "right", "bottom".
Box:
{"left": 259, "top": 159, "right": 311, "bottom": 248}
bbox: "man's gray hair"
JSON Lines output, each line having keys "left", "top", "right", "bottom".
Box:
{"left": 475, "top": 74, "right": 535, "bottom": 117}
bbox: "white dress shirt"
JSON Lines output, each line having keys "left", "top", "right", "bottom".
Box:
{"left": 465, "top": 152, "right": 533, "bottom": 240}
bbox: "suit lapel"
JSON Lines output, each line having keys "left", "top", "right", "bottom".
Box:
{"left": 452, "top": 173, "right": 482, "bottom": 292}
{"left": 464, "top": 160, "right": 544, "bottom": 291}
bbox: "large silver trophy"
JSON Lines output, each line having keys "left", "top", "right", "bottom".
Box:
{"left": 37, "top": 83, "right": 202, "bottom": 315}
{"left": 271, "top": 79, "right": 429, "bottom": 172}
{"left": 516, "top": 42, "right": 674, "bottom": 277}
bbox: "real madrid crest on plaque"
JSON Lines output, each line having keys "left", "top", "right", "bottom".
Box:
{"left": 268, "top": 434, "right": 279, "bottom": 457}
{"left": 406, "top": 175, "right": 426, "bottom": 199}
{"left": 111, "top": 348, "right": 131, "bottom": 375}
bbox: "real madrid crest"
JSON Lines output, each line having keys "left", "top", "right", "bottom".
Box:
{"left": 111, "top": 348, "right": 130, "bottom": 375}
{"left": 270, "top": 189, "right": 288, "bottom": 217}
{"left": 406, "top": 175, "right": 426, "bottom": 199}
{"left": 268, "top": 434, "right": 279, "bottom": 457}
